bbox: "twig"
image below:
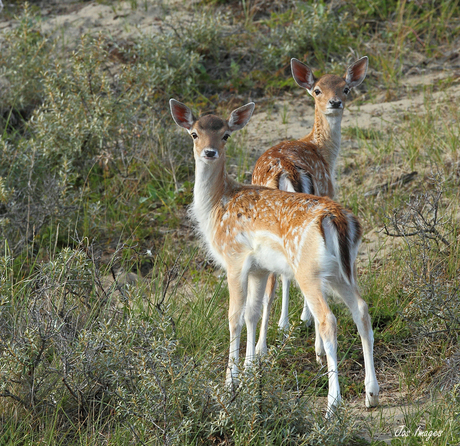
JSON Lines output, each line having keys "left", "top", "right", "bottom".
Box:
{"left": 364, "top": 171, "right": 418, "bottom": 197}
{"left": 382, "top": 222, "right": 450, "bottom": 246}
{"left": 0, "top": 390, "right": 28, "bottom": 408}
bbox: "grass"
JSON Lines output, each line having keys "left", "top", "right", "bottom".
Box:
{"left": 0, "top": 0, "right": 460, "bottom": 444}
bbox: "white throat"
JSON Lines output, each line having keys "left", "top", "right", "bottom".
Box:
{"left": 193, "top": 158, "right": 220, "bottom": 218}
{"left": 190, "top": 155, "right": 228, "bottom": 268}
{"left": 192, "top": 154, "right": 227, "bottom": 231}
{"left": 324, "top": 113, "right": 343, "bottom": 173}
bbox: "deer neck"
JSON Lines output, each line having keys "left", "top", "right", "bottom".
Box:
{"left": 304, "top": 108, "right": 343, "bottom": 175}
{"left": 191, "top": 156, "right": 228, "bottom": 234}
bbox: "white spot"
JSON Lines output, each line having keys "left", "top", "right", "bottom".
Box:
{"left": 279, "top": 174, "right": 296, "bottom": 192}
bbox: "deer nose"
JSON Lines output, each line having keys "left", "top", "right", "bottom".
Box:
{"left": 204, "top": 149, "right": 218, "bottom": 158}
{"left": 328, "top": 99, "right": 343, "bottom": 109}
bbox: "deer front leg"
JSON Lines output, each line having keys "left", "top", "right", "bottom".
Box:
{"left": 226, "top": 268, "right": 247, "bottom": 389}
{"left": 244, "top": 271, "right": 269, "bottom": 369}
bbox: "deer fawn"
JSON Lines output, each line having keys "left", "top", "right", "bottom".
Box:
{"left": 170, "top": 98, "right": 379, "bottom": 414}
{"left": 252, "top": 57, "right": 369, "bottom": 351}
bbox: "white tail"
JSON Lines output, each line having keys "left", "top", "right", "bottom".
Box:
{"left": 252, "top": 57, "right": 369, "bottom": 341}
{"left": 170, "top": 98, "right": 379, "bottom": 414}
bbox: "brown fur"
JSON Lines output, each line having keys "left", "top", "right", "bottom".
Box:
{"left": 169, "top": 97, "right": 379, "bottom": 413}
{"left": 252, "top": 140, "right": 333, "bottom": 196}
{"left": 197, "top": 114, "right": 225, "bottom": 131}
{"left": 252, "top": 57, "right": 368, "bottom": 200}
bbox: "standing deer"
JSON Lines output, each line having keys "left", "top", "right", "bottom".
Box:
{"left": 252, "top": 57, "right": 369, "bottom": 353}
{"left": 169, "top": 98, "right": 379, "bottom": 414}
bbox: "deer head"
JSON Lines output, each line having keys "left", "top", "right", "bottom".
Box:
{"left": 291, "top": 57, "right": 368, "bottom": 115}
{"left": 169, "top": 99, "right": 255, "bottom": 163}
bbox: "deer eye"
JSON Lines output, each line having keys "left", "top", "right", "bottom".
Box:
{"left": 344, "top": 87, "right": 350, "bottom": 95}
{"left": 191, "top": 132, "right": 198, "bottom": 140}
{"left": 314, "top": 89, "right": 321, "bottom": 96}
{"left": 222, "top": 134, "right": 230, "bottom": 141}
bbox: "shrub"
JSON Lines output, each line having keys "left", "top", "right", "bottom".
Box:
{"left": 259, "top": 4, "right": 347, "bottom": 71}
{"left": 0, "top": 244, "right": 362, "bottom": 444}
{"left": 0, "top": 3, "right": 55, "bottom": 128}
{"left": 383, "top": 177, "right": 460, "bottom": 340}
{"left": 0, "top": 13, "right": 196, "bottom": 253}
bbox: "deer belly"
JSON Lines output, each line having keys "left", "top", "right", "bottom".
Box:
{"left": 250, "top": 232, "right": 294, "bottom": 278}
{"left": 219, "top": 230, "right": 294, "bottom": 278}
{"left": 253, "top": 245, "right": 293, "bottom": 278}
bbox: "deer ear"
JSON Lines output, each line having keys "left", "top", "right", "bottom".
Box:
{"left": 344, "top": 56, "right": 368, "bottom": 88}
{"left": 228, "top": 102, "right": 255, "bottom": 132}
{"left": 170, "top": 99, "right": 195, "bottom": 130}
{"left": 291, "top": 58, "right": 316, "bottom": 91}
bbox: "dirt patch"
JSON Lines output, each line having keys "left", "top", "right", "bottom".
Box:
{"left": 247, "top": 70, "right": 460, "bottom": 151}
{"left": 0, "top": 0, "right": 193, "bottom": 45}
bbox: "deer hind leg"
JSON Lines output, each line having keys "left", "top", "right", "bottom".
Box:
{"left": 255, "top": 273, "right": 276, "bottom": 356}
{"left": 298, "top": 173, "right": 314, "bottom": 327}
{"left": 297, "top": 275, "right": 341, "bottom": 416}
{"left": 329, "top": 278, "right": 379, "bottom": 408}
{"left": 226, "top": 268, "right": 247, "bottom": 389}
{"left": 278, "top": 275, "right": 291, "bottom": 331}
{"left": 314, "top": 317, "right": 326, "bottom": 365}
{"left": 245, "top": 271, "right": 269, "bottom": 369}
{"left": 301, "top": 295, "right": 314, "bottom": 326}
{"left": 303, "top": 290, "right": 323, "bottom": 365}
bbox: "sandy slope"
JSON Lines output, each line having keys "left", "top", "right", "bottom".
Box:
{"left": 0, "top": 0, "right": 190, "bottom": 43}
{"left": 246, "top": 70, "right": 459, "bottom": 151}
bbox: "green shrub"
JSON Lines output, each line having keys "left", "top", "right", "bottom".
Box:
{"left": 259, "top": 3, "right": 347, "bottom": 70}
{"left": 0, "top": 245, "right": 363, "bottom": 444}
{"left": 0, "top": 3, "right": 55, "bottom": 127}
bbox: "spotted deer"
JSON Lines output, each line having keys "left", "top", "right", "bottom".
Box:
{"left": 169, "top": 98, "right": 379, "bottom": 414}
{"left": 252, "top": 57, "right": 369, "bottom": 350}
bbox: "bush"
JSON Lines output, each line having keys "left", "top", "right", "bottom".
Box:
{"left": 0, "top": 244, "right": 362, "bottom": 445}
{"left": 259, "top": 4, "right": 347, "bottom": 71}
{"left": 0, "top": 11, "right": 196, "bottom": 254}
{"left": 383, "top": 177, "right": 460, "bottom": 340}
{"left": 0, "top": 3, "right": 55, "bottom": 128}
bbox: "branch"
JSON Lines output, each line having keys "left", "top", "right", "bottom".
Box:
{"left": 0, "top": 390, "right": 28, "bottom": 408}
{"left": 364, "top": 171, "right": 417, "bottom": 197}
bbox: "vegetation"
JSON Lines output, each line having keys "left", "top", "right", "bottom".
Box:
{"left": 0, "top": 0, "right": 459, "bottom": 444}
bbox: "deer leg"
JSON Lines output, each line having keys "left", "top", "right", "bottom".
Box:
{"left": 297, "top": 276, "right": 341, "bottom": 416}
{"left": 225, "top": 268, "right": 247, "bottom": 389}
{"left": 314, "top": 317, "right": 326, "bottom": 365}
{"left": 278, "top": 275, "right": 291, "bottom": 331}
{"left": 255, "top": 273, "right": 276, "bottom": 356}
{"left": 329, "top": 279, "right": 379, "bottom": 408}
{"left": 301, "top": 296, "right": 325, "bottom": 364}
{"left": 244, "top": 272, "right": 269, "bottom": 369}
{"left": 301, "top": 295, "right": 313, "bottom": 326}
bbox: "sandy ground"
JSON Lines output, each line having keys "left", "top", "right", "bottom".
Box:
{"left": 246, "top": 70, "right": 460, "bottom": 150}
{"left": 2, "top": 0, "right": 459, "bottom": 138}
{"left": 0, "top": 0, "right": 190, "bottom": 43}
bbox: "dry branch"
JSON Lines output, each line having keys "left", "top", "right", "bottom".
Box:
{"left": 364, "top": 171, "right": 418, "bottom": 197}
